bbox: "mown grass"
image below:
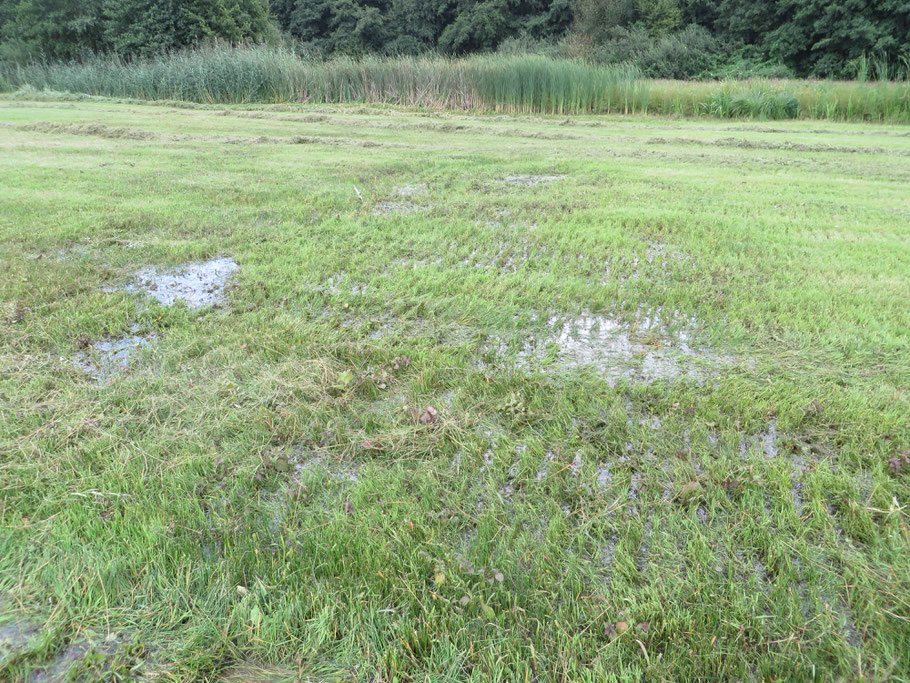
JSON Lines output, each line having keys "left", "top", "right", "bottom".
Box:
{"left": 0, "top": 97, "right": 908, "bottom": 681}
{"left": 2, "top": 44, "right": 910, "bottom": 121}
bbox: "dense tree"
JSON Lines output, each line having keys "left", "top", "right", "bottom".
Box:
{"left": 0, "top": 0, "right": 908, "bottom": 78}
{"left": 104, "top": 0, "right": 274, "bottom": 56}
{"left": 636, "top": 0, "right": 681, "bottom": 37}
{"left": 0, "top": 0, "right": 105, "bottom": 60}
{"left": 766, "top": 0, "right": 910, "bottom": 76}
{"left": 0, "top": 0, "right": 272, "bottom": 60}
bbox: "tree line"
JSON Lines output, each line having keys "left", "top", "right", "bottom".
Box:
{"left": 1, "top": 0, "right": 908, "bottom": 78}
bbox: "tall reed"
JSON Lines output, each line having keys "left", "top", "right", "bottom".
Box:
{"left": 2, "top": 44, "right": 909, "bottom": 121}
{"left": 0, "top": 44, "right": 646, "bottom": 114}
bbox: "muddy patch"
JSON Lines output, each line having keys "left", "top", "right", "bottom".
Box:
{"left": 0, "top": 622, "right": 144, "bottom": 682}
{"left": 0, "top": 618, "right": 41, "bottom": 661}
{"left": 503, "top": 174, "right": 565, "bottom": 187}
{"left": 73, "top": 328, "right": 152, "bottom": 383}
{"left": 119, "top": 257, "right": 238, "bottom": 309}
{"left": 512, "top": 310, "right": 734, "bottom": 386}
{"left": 30, "top": 639, "right": 115, "bottom": 682}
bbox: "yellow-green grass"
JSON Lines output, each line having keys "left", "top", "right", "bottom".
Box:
{"left": 0, "top": 97, "right": 908, "bottom": 680}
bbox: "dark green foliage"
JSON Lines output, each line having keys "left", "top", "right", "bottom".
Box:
{"left": 594, "top": 23, "right": 720, "bottom": 78}
{"left": 0, "top": 0, "right": 273, "bottom": 60}
{"left": 0, "top": 0, "right": 907, "bottom": 79}
{"left": 705, "top": 85, "right": 801, "bottom": 118}
{"left": 0, "top": 0, "right": 106, "bottom": 60}
{"left": 103, "top": 0, "right": 274, "bottom": 57}
{"left": 635, "top": 0, "right": 681, "bottom": 37}
{"left": 766, "top": 0, "right": 910, "bottom": 78}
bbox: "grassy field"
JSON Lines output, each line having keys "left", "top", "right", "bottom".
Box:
{"left": 0, "top": 97, "right": 908, "bottom": 681}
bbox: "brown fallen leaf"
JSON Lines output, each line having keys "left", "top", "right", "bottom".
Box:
{"left": 392, "top": 356, "right": 411, "bottom": 371}
{"left": 419, "top": 406, "right": 438, "bottom": 424}
{"left": 615, "top": 621, "right": 629, "bottom": 634}
{"left": 344, "top": 500, "right": 354, "bottom": 514}
{"left": 889, "top": 454, "right": 909, "bottom": 475}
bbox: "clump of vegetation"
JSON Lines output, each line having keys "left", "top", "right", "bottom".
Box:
{"left": 1, "top": 46, "right": 649, "bottom": 113}
{"left": 5, "top": 44, "right": 910, "bottom": 121}
{"left": 704, "top": 84, "right": 800, "bottom": 120}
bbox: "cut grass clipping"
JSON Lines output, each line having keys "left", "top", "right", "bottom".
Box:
{"left": 0, "top": 96, "right": 908, "bottom": 680}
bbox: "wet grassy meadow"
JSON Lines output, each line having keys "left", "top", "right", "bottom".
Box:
{"left": 1, "top": 97, "right": 909, "bottom": 680}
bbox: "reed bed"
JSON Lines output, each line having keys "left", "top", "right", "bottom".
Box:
{"left": 3, "top": 44, "right": 909, "bottom": 121}
{"left": 0, "top": 45, "right": 646, "bottom": 114}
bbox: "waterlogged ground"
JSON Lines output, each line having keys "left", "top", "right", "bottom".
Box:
{"left": 1, "top": 95, "right": 909, "bottom": 681}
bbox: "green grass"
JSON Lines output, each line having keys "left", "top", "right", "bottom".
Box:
{"left": 0, "top": 96, "right": 908, "bottom": 681}
{"left": 3, "top": 44, "right": 910, "bottom": 121}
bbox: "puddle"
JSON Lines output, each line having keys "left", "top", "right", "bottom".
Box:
{"left": 503, "top": 174, "right": 565, "bottom": 186}
{"left": 821, "top": 592, "right": 861, "bottom": 647}
{"left": 0, "top": 618, "right": 41, "bottom": 660}
{"left": 373, "top": 201, "right": 422, "bottom": 216}
{"left": 30, "top": 640, "right": 113, "bottom": 682}
{"left": 596, "top": 463, "right": 612, "bottom": 488}
{"left": 462, "top": 241, "right": 541, "bottom": 273}
{"left": 600, "top": 535, "right": 618, "bottom": 580}
{"left": 120, "top": 257, "right": 238, "bottom": 309}
{"left": 569, "top": 452, "right": 583, "bottom": 477}
{"left": 639, "top": 415, "right": 662, "bottom": 430}
{"left": 0, "top": 621, "right": 140, "bottom": 682}
{"left": 791, "top": 480, "right": 805, "bottom": 515}
{"left": 515, "top": 310, "right": 733, "bottom": 386}
{"left": 628, "top": 475, "right": 640, "bottom": 516}
{"left": 636, "top": 518, "right": 653, "bottom": 573}
{"left": 394, "top": 184, "right": 428, "bottom": 197}
{"left": 535, "top": 451, "right": 556, "bottom": 480}
{"left": 287, "top": 453, "right": 358, "bottom": 483}
{"left": 315, "top": 273, "right": 369, "bottom": 297}
{"left": 740, "top": 419, "right": 779, "bottom": 459}
{"left": 480, "top": 449, "right": 494, "bottom": 474}
{"left": 73, "top": 328, "right": 152, "bottom": 383}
